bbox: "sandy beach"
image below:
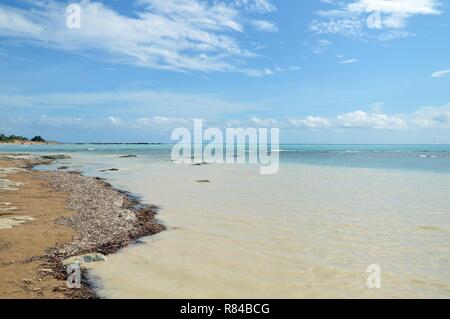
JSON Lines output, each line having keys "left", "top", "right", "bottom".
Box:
{"left": 0, "top": 153, "right": 164, "bottom": 299}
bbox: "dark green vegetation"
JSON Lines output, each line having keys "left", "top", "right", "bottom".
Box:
{"left": 31, "top": 136, "right": 46, "bottom": 142}
{"left": 0, "top": 133, "right": 46, "bottom": 143}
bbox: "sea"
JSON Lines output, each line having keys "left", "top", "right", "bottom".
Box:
{"left": 1, "top": 143, "right": 449, "bottom": 298}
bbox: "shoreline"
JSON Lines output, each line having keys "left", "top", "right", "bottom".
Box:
{"left": 0, "top": 153, "right": 165, "bottom": 299}
{"left": 0, "top": 142, "right": 61, "bottom": 146}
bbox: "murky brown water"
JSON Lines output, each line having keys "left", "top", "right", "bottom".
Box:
{"left": 88, "top": 162, "right": 450, "bottom": 298}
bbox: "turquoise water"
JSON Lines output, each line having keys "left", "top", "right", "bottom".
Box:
{"left": 1, "top": 144, "right": 450, "bottom": 173}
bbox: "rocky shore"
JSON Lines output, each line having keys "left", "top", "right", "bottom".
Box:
{"left": 0, "top": 153, "right": 165, "bottom": 298}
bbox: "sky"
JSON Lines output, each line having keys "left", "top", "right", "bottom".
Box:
{"left": 0, "top": 0, "right": 449, "bottom": 143}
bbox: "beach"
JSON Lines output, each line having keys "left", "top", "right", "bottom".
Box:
{"left": 1, "top": 145, "right": 450, "bottom": 299}
{"left": 0, "top": 141, "right": 60, "bottom": 146}
{"left": 0, "top": 153, "right": 164, "bottom": 299}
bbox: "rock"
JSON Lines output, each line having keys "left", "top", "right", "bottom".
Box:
{"left": 119, "top": 154, "right": 138, "bottom": 158}
{"left": 62, "top": 253, "right": 107, "bottom": 269}
{"left": 99, "top": 168, "right": 119, "bottom": 172}
{"left": 196, "top": 180, "right": 211, "bottom": 183}
{"left": 40, "top": 155, "right": 71, "bottom": 160}
{"left": 192, "top": 162, "right": 209, "bottom": 166}
{"left": 58, "top": 166, "right": 69, "bottom": 170}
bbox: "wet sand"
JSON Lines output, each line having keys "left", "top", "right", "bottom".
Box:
{"left": 0, "top": 154, "right": 164, "bottom": 299}
{"left": 0, "top": 155, "right": 75, "bottom": 298}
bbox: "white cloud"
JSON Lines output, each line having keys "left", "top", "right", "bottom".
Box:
{"left": 0, "top": 0, "right": 277, "bottom": 74}
{"left": 5, "top": 106, "right": 450, "bottom": 133}
{"left": 337, "top": 110, "right": 407, "bottom": 130}
{"left": 3, "top": 88, "right": 450, "bottom": 132}
{"left": 338, "top": 58, "right": 358, "bottom": 64}
{"left": 288, "top": 116, "right": 331, "bottom": 128}
{"left": 310, "top": 18, "right": 365, "bottom": 38}
{"left": 432, "top": 69, "right": 450, "bottom": 78}
{"left": 233, "top": 0, "right": 277, "bottom": 13}
{"left": 235, "top": 115, "right": 330, "bottom": 129}
{"left": 249, "top": 117, "right": 282, "bottom": 127}
{"left": 312, "top": 39, "right": 332, "bottom": 54}
{"left": 250, "top": 19, "right": 278, "bottom": 32}
{"left": 347, "top": 0, "right": 440, "bottom": 16}
{"left": 38, "top": 115, "right": 85, "bottom": 127}
{"left": 0, "top": 6, "right": 42, "bottom": 37}
{"left": 311, "top": 0, "right": 441, "bottom": 39}
{"left": 136, "top": 116, "right": 193, "bottom": 127}
{"left": 108, "top": 116, "right": 122, "bottom": 126}
{"left": 411, "top": 104, "right": 450, "bottom": 128}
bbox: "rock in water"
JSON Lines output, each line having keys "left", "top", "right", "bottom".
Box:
{"left": 99, "top": 168, "right": 119, "bottom": 172}
{"left": 40, "top": 155, "right": 71, "bottom": 160}
{"left": 119, "top": 154, "right": 138, "bottom": 158}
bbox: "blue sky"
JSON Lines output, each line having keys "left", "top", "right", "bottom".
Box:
{"left": 0, "top": 0, "right": 449, "bottom": 143}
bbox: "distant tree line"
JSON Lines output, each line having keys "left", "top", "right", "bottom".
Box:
{"left": 0, "top": 133, "right": 46, "bottom": 143}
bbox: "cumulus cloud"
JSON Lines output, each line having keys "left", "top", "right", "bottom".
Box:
{"left": 337, "top": 110, "right": 407, "bottom": 130}
{"left": 0, "top": 0, "right": 277, "bottom": 74}
{"left": 3, "top": 88, "right": 450, "bottom": 132}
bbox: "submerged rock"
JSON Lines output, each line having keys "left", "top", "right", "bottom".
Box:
{"left": 99, "top": 168, "right": 119, "bottom": 172}
{"left": 41, "top": 155, "right": 71, "bottom": 160}
{"left": 192, "top": 162, "right": 210, "bottom": 166}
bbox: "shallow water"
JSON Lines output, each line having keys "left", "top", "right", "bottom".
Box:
{"left": 84, "top": 162, "right": 450, "bottom": 298}
{"left": 2, "top": 144, "right": 450, "bottom": 298}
